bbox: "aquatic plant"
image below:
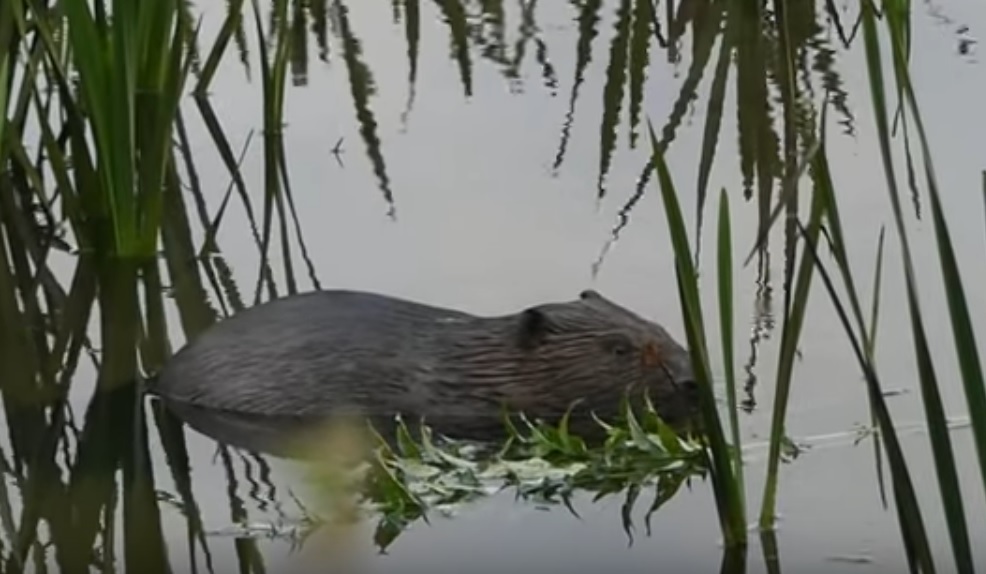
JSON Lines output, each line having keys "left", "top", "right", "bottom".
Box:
{"left": 643, "top": 2, "right": 986, "bottom": 572}
{"left": 1, "top": 0, "right": 984, "bottom": 572}
{"left": 299, "top": 397, "right": 708, "bottom": 551}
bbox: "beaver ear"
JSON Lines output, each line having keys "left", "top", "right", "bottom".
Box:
{"left": 579, "top": 289, "right": 602, "bottom": 300}
{"left": 517, "top": 308, "right": 550, "bottom": 350}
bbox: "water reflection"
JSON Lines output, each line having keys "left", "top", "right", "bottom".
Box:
{"left": 1, "top": 0, "right": 984, "bottom": 571}
{"left": 157, "top": 399, "right": 331, "bottom": 458}
{"left": 741, "top": 250, "right": 775, "bottom": 412}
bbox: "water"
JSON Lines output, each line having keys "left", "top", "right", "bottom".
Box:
{"left": 7, "top": 0, "right": 986, "bottom": 572}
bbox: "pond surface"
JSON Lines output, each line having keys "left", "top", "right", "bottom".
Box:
{"left": 10, "top": 0, "right": 986, "bottom": 572}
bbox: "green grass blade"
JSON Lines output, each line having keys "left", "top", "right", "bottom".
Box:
{"left": 191, "top": 96, "right": 275, "bottom": 295}
{"left": 867, "top": 226, "right": 889, "bottom": 508}
{"left": 195, "top": 0, "right": 247, "bottom": 93}
{"left": 61, "top": 0, "right": 124, "bottom": 252}
{"left": 250, "top": 0, "right": 299, "bottom": 300}
{"left": 883, "top": 10, "right": 986, "bottom": 539}
{"left": 804, "top": 107, "right": 894, "bottom": 513}
{"left": 716, "top": 188, "right": 744, "bottom": 516}
{"left": 757, "top": 158, "right": 825, "bottom": 530}
{"left": 866, "top": 226, "right": 886, "bottom": 360}
{"left": 860, "top": 2, "right": 974, "bottom": 570}
{"left": 794, "top": 219, "right": 936, "bottom": 573}
{"left": 647, "top": 120, "right": 745, "bottom": 548}
{"left": 138, "top": 12, "right": 198, "bottom": 255}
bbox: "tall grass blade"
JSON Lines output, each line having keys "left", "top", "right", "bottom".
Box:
{"left": 250, "top": 0, "right": 291, "bottom": 301}
{"left": 868, "top": 226, "right": 889, "bottom": 508}
{"left": 813, "top": 88, "right": 934, "bottom": 571}
{"left": 717, "top": 188, "right": 743, "bottom": 515}
{"left": 793, "top": 218, "right": 936, "bottom": 573}
{"left": 60, "top": 0, "right": 132, "bottom": 253}
{"left": 161, "top": 178, "right": 220, "bottom": 336}
{"left": 757, "top": 154, "right": 824, "bottom": 530}
{"left": 54, "top": 0, "right": 194, "bottom": 257}
{"left": 861, "top": 2, "right": 974, "bottom": 570}
{"left": 276, "top": 138, "right": 323, "bottom": 292}
{"left": 647, "top": 120, "right": 745, "bottom": 548}
{"left": 883, "top": 6, "right": 986, "bottom": 549}
{"left": 192, "top": 95, "right": 277, "bottom": 297}
{"left": 152, "top": 161, "right": 219, "bottom": 569}
{"left": 813, "top": 95, "right": 889, "bottom": 508}
{"left": 865, "top": 226, "right": 886, "bottom": 360}
{"left": 196, "top": 0, "right": 247, "bottom": 93}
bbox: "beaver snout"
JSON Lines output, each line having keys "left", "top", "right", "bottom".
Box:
{"left": 675, "top": 378, "right": 700, "bottom": 397}
{"left": 648, "top": 375, "right": 701, "bottom": 431}
{"left": 677, "top": 378, "right": 702, "bottom": 413}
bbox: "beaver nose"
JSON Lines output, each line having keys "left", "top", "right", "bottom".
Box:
{"left": 678, "top": 379, "right": 700, "bottom": 396}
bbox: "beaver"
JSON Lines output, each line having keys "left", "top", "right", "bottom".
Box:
{"left": 150, "top": 289, "right": 700, "bottom": 443}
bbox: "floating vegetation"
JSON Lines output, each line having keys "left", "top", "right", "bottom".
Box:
{"left": 299, "top": 398, "right": 708, "bottom": 550}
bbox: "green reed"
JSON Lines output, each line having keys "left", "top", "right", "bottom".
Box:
{"left": 3, "top": 0, "right": 985, "bottom": 571}
{"left": 3, "top": 0, "right": 204, "bottom": 568}
{"left": 854, "top": 0, "right": 984, "bottom": 570}
{"left": 0, "top": 0, "right": 291, "bottom": 570}
{"left": 54, "top": 0, "right": 195, "bottom": 258}
{"left": 647, "top": 123, "right": 747, "bottom": 547}
{"left": 643, "top": 1, "right": 827, "bottom": 547}
{"left": 642, "top": 0, "right": 986, "bottom": 568}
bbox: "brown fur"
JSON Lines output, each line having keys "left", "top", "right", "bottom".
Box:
{"left": 151, "top": 289, "right": 699, "bottom": 441}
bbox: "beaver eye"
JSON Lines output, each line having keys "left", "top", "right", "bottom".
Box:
{"left": 601, "top": 335, "right": 634, "bottom": 357}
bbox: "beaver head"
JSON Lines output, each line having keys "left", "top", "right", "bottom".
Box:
{"left": 495, "top": 289, "right": 700, "bottom": 431}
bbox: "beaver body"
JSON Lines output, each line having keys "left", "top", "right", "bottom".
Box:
{"left": 151, "top": 289, "right": 699, "bottom": 440}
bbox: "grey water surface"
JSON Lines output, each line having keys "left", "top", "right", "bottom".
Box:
{"left": 18, "top": 1, "right": 986, "bottom": 572}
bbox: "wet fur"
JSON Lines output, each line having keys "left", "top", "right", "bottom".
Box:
{"left": 151, "top": 289, "right": 698, "bottom": 438}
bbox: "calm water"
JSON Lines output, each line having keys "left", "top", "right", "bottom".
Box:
{"left": 14, "top": 0, "right": 986, "bottom": 572}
